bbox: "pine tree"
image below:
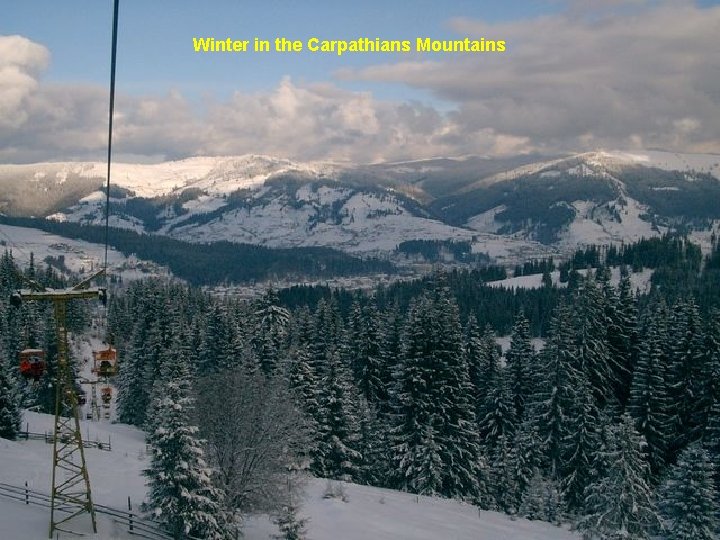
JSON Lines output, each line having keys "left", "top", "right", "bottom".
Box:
{"left": 345, "top": 300, "right": 385, "bottom": 405}
{"left": 627, "top": 300, "right": 674, "bottom": 477}
{"left": 578, "top": 414, "right": 661, "bottom": 540}
{"left": 374, "top": 303, "right": 402, "bottom": 413}
{"left": 538, "top": 301, "right": 579, "bottom": 478}
{"left": 666, "top": 298, "right": 707, "bottom": 456}
{"left": 0, "top": 350, "right": 21, "bottom": 440}
{"left": 312, "top": 350, "right": 363, "bottom": 482}
{"left": 409, "top": 420, "right": 444, "bottom": 496}
{"left": 273, "top": 504, "right": 308, "bottom": 540}
{"left": 197, "top": 303, "right": 235, "bottom": 376}
{"left": 658, "top": 444, "right": 718, "bottom": 540}
{"left": 702, "top": 309, "right": 720, "bottom": 494}
{"left": 508, "top": 418, "right": 542, "bottom": 512}
{"left": 519, "top": 468, "right": 561, "bottom": 523}
{"left": 561, "top": 374, "right": 600, "bottom": 514}
{"left": 606, "top": 268, "right": 638, "bottom": 408}
{"left": 573, "top": 276, "right": 617, "bottom": 408}
{"left": 479, "top": 369, "right": 516, "bottom": 457}
{"left": 506, "top": 311, "right": 534, "bottom": 420}
{"left": 253, "top": 288, "right": 290, "bottom": 377}
{"left": 144, "top": 334, "right": 228, "bottom": 540}
{"left": 703, "top": 397, "right": 720, "bottom": 495}
{"left": 390, "top": 288, "right": 480, "bottom": 499}
{"left": 117, "top": 318, "right": 154, "bottom": 426}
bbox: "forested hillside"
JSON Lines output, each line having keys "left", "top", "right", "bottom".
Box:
{"left": 2, "top": 234, "right": 720, "bottom": 538}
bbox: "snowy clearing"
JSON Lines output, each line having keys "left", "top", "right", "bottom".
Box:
{"left": 0, "top": 409, "right": 579, "bottom": 540}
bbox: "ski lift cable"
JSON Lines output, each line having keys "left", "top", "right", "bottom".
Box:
{"left": 103, "top": 0, "right": 120, "bottom": 282}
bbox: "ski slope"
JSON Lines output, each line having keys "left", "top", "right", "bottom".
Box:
{"left": 0, "top": 411, "right": 579, "bottom": 540}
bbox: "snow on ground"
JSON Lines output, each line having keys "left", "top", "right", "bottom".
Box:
{"left": 558, "top": 196, "right": 661, "bottom": 250}
{"left": 595, "top": 150, "right": 720, "bottom": 180}
{"left": 171, "top": 189, "right": 477, "bottom": 254}
{"left": 0, "top": 334, "right": 576, "bottom": 540}
{"left": 471, "top": 234, "right": 560, "bottom": 268}
{"left": 485, "top": 268, "right": 654, "bottom": 293}
{"left": 690, "top": 221, "right": 720, "bottom": 256}
{"left": 496, "top": 335, "right": 546, "bottom": 354}
{"left": 0, "top": 320, "right": 579, "bottom": 540}
{"left": 246, "top": 480, "right": 578, "bottom": 540}
{"left": 466, "top": 205, "right": 506, "bottom": 234}
{"left": 0, "top": 492, "right": 131, "bottom": 540}
{"left": 0, "top": 223, "right": 170, "bottom": 280}
{"left": 0, "top": 412, "right": 581, "bottom": 540}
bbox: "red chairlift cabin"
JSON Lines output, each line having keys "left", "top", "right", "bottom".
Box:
{"left": 92, "top": 345, "right": 118, "bottom": 378}
{"left": 101, "top": 386, "right": 112, "bottom": 407}
{"left": 19, "top": 349, "right": 46, "bottom": 381}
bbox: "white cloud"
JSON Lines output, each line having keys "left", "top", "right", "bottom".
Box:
{"left": 1, "top": 2, "right": 718, "bottom": 165}
{"left": 0, "top": 35, "right": 50, "bottom": 129}
{"left": 342, "top": 2, "right": 720, "bottom": 155}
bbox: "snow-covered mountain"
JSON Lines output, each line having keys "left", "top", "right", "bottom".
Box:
{"left": 2, "top": 150, "right": 719, "bottom": 264}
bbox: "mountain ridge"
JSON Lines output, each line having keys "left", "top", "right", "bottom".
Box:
{"left": 2, "top": 150, "right": 719, "bottom": 263}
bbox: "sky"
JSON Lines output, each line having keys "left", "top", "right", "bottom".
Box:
{"left": 1, "top": 0, "right": 719, "bottom": 164}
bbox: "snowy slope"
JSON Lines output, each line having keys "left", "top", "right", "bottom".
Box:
{"left": 485, "top": 268, "right": 654, "bottom": 293}
{"left": 0, "top": 155, "right": 341, "bottom": 199}
{"left": 0, "top": 416, "right": 579, "bottom": 540}
{"left": 1, "top": 333, "right": 579, "bottom": 540}
{"left": 5, "top": 149, "right": 719, "bottom": 262}
{"left": 0, "top": 223, "right": 170, "bottom": 280}
{"left": 168, "top": 187, "right": 475, "bottom": 254}
{"left": 590, "top": 150, "right": 720, "bottom": 180}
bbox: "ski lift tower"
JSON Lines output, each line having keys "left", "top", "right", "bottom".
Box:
{"left": 10, "top": 271, "right": 107, "bottom": 538}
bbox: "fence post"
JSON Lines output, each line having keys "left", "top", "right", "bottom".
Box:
{"left": 25, "top": 481, "right": 29, "bottom": 505}
{"left": 128, "top": 496, "right": 134, "bottom": 533}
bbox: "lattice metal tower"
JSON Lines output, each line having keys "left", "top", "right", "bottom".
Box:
{"left": 12, "top": 277, "right": 106, "bottom": 538}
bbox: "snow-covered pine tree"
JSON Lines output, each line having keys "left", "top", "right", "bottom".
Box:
{"left": 666, "top": 298, "right": 707, "bottom": 456}
{"left": 345, "top": 299, "right": 385, "bottom": 405}
{"left": 311, "top": 350, "right": 363, "bottom": 482}
{"left": 478, "top": 369, "right": 516, "bottom": 457}
{"left": 430, "top": 284, "right": 481, "bottom": 499}
{"left": 357, "top": 400, "right": 390, "bottom": 486}
{"left": 464, "top": 315, "right": 482, "bottom": 386}
{"left": 273, "top": 503, "right": 309, "bottom": 540}
{"left": 409, "top": 420, "right": 443, "bottom": 496}
{"left": 373, "top": 302, "right": 402, "bottom": 414}
{"left": 519, "top": 468, "right": 561, "bottom": 524}
{"left": 288, "top": 344, "right": 320, "bottom": 426}
{"left": 561, "top": 373, "right": 600, "bottom": 514}
{"left": 573, "top": 276, "right": 617, "bottom": 409}
{"left": 0, "top": 348, "right": 21, "bottom": 440}
{"left": 252, "top": 287, "right": 290, "bottom": 377}
{"left": 469, "top": 323, "right": 502, "bottom": 430}
{"left": 505, "top": 310, "right": 534, "bottom": 420}
{"left": 605, "top": 267, "right": 638, "bottom": 408}
{"left": 117, "top": 317, "right": 155, "bottom": 426}
{"left": 390, "top": 288, "right": 480, "bottom": 500}
{"left": 486, "top": 433, "right": 518, "bottom": 513}
{"left": 144, "top": 332, "right": 229, "bottom": 540}
{"left": 658, "top": 443, "right": 718, "bottom": 540}
{"left": 578, "top": 414, "right": 661, "bottom": 540}
{"left": 197, "top": 302, "right": 235, "bottom": 376}
{"left": 701, "top": 308, "right": 720, "bottom": 481}
{"left": 538, "top": 300, "right": 580, "bottom": 479}
{"left": 627, "top": 300, "right": 674, "bottom": 477}
{"left": 509, "top": 417, "right": 542, "bottom": 511}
